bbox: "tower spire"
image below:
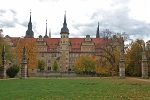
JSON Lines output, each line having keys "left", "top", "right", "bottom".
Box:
{"left": 96, "top": 22, "right": 100, "bottom": 38}
{"left": 30, "top": 11, "right": 31, "bottom": 22}
{"left": 61, "top": 11, "right": 69, "bottom": 34}
{"left": 64, "top": 11, "right": 66, "bottom": 24}
{"left": 44, "top": 20, "right": 48, "bottom": 38}
{"left": 25, "top": 11, "right": 34, "bottom": 38}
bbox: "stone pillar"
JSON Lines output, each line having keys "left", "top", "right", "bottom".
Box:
{"left": 141, "top": 42, "right": 149, "bottom": 79}
{"left": 0, "top": 45, "right": 6, "bottom": 79}
{"left": 119, "top": 44, "right": 125, "bottom": 78}
{"left": 21, "top": 46, "right": 27, "bottom": 79}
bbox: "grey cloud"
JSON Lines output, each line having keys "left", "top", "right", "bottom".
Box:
{"left": 0, "top": 20, "right": 16, "bottom": 28}
{"left": 0, "top": 9, "right": 18, "bottom": 28}
{"left": 10, "top": 9, "right": 17, "bottom": 15}
{"left": 70, "top": 6, "right": 150, "bottom": 40}
{"left": 0, "top": 9, "right": 6, "bottom": 17}
{"left": 20, "top": 21, "right": 28, "bottom": 27}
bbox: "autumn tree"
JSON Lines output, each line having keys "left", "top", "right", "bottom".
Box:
{"left": 74, "top": 55, "right": 98, "bottom": 74}
{"left": 0, "top": 34, "right": 14, "bottom": 68}
{"left": 38, "top": 60, "right": 45, "bottom": 71}
{"left": 95, "top": 35, "right": 121, "bottom": 76}
{"left": 12, "top": 37, "right": 38, "bottom": 76}
{"left": 53, "top": 60, "right": 58, "bottom": 71}
{"left": 95, "top": 57, "right": 105, "bottom": 77}
{"left": 124, "top": 39, "right": 143, "bottom": 76}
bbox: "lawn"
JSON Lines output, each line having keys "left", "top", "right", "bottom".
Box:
{"left": 0, "top": 77, "right": 150, "bottom": 100}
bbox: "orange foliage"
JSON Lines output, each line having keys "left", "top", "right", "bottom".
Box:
{"left": 12, "top": 38, "right": 39, "bottom": 70}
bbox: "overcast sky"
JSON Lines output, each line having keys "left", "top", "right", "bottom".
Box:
{"left": 0, "top": 0, "right": 150, "bottom": 42}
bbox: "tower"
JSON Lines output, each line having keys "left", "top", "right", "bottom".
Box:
{"left": 44, "top": 20, "right": 49, "bottom": 38}
{"left": 96, "top": 22, "right": 100, "bottom": 38}
{"left": 25, "top": 11, "right": 34, "bottom": 38}
{"left": 59, "top": 11, "right": 70, "bottom": 71}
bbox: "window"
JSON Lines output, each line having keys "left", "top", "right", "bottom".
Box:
{"left": 48, "top": 60, "right": 51, "bottom": 63}
{"left": 66, "top": 58, "right": 68, "bottom": 60}
{"left": 72, "top": 54, "right": 74, "bottom": 57}
{"left": 48, "top": 67, "right": 51, "bottom": 71}
{"left": 66, "top": 47, "right": 68, "bottom": 49}
{"left": 86, "top": 47, "right": 87, "bottom": 50}
{"left": 69, "top": 60, "right": 71, "bottom": 63}
{"left": 58, "top": 53, "right": 60, "bottom": 57}
{"left": 63, "top": 36, "right": 65, "bottom": 38}
{"left": 44, "top": 47, "right": 45, "bottom": 50}
{"left": 89, "top": 47, "right": 90, "bottom": 50}
{"left": 63, "top": 41, "right": 65, "bottom": 43}
{"left": 54, "top": 54, "right": 57, "bottom": 57}
{"left": 66, "top": 36, "right": 68, "bottom": 38}
{"left": 83, "top": 47, "right": 84, "bottom": 50}
{"left": 72, "top": 60, "right": 74, "bottom": 63}
{"left": 41, "top": 47, "right": 43, "bottom": 50}
{"left": 70, "top": 54, "right": 71, "bottom": 57}
{"left": 66, "top": 67, "right": 68, "bottom": 69}
{"left": 49, "top": 53, "right": 51, "bottom": 57}
{"left": 42, "top": 53, "right": 44, "bottom": 57}
{"left": 76, "top": 54, "right": 78, "bottom": 57}
{"left": 66, "top": 53, "right": 68, "bottom": 55}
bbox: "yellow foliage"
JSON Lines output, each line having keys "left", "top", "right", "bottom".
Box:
{"left": 12, "top": 38, "right": 39, "bottom": 70}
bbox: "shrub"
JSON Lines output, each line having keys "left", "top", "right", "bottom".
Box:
{"left": 6, "top": 65, "right": 20, "bottom": 78}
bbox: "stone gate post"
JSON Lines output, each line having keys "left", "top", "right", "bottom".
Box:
{"left": 141, "top": 42, "right": 149, "bottom": 79}
{"left": 119, "top": 44, "right": 125, "bottom": 78}
{"left": 0, "top": 45, "right": 6, "bottom": 79}
{"left": 21, "top": 46, "right": 27, "bottom": 79}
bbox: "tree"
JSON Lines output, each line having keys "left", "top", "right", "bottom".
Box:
{"left": 6, "top": 65, "right": 20, "bottom": 78}
{"left": 53, "top": 60, "right": 58, "bottom": 71}
{"left": 74, "top": 55, "right": 98, "bottom": 74}
{"left": 95, "top": 35, "right": 121, "bottom": 76}
{"left": 0, "top": 35, "right": 14, "bottom": 68}
{"left": 38, "top": 60, "right": 45, "bottom": 71}
{"left": 95, "top": 57, "right": 105, "bottom": 77}
{"left": 124, "top": 39, "right": 143, "bottom": 76}
{"left": 12, "top": 37, "right": 38, "bottom": 76}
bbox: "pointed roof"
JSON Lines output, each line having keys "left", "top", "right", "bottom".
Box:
{"left": 26, "top": 11, "right": 34, "bottom": 38}
{"left": 30, "top": 11, "right": 31, "bottom": 22}
{"left": 60, "top": 11, "right": 69, "bottom": 34}
{"left": 44, "top": 20, "right": 48, "bottom": 38}
{"left": 96, "top": 22, "right": 100, "bottom": 38}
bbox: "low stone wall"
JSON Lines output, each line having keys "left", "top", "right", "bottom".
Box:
{"left": 29, "top": 71, "right": 93, "bottom": 77}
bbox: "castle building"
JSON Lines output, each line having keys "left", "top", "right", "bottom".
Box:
{"left": 3, "top": 12, "right": 123, "bottom": 72}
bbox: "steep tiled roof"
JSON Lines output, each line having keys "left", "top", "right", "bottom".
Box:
{"left": 69, "top": 38, "right": 84, "bottom": 48}
{"left": 10, "top": 37, "right": 20, "bottom": 46}
{"left": 3, "top": 37, "right": 123, "bottom": 52}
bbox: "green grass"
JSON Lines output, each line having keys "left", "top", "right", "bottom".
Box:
{"left": 0, "top": 77, "right": 150, "bottom": 100}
